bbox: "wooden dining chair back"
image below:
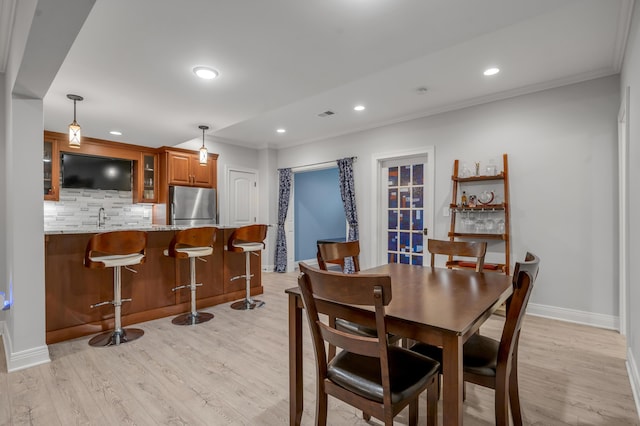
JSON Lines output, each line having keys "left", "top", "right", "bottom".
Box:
{"left": 297, "top": 262, "right": 439, "bottom": 426}
{"left": 316, "top": 240, "right": 361, "bottom": 272}
{"left": 428, "top": 239, "right": 487, "bottom": 272}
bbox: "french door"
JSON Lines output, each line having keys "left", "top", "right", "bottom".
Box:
{"left": 372, "top": 149, "right": 434, "bottom": 267}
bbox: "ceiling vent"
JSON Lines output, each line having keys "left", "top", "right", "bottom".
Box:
{"left": 318, "top": 110, "right": 335, "bottom": 117}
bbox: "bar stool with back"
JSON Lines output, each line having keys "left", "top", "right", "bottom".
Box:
{"left": 227, "top": 224, "right": 268, "bottom": 310}
{"left": 84, "top": 230, "right": 148, "bottom": 347}
{"left": 164, "top": 226, "right": 218, "bottom": 325}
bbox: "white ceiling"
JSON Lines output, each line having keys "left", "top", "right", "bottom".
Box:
{"left": 39, "top": 0, "right": 632, "bottom": 150}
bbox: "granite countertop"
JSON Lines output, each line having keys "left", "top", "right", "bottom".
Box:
{"left": 44, "top": 224, "right": 234, "bottom": 235}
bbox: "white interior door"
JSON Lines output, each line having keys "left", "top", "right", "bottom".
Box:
{"left": 371, "top": 148, "right": 435, "bottom": 267}
{"left": 227, "top": 168, "right": 258, "bottom": 226}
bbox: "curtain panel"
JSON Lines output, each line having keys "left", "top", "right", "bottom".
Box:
{"left": 337, "top": 157, "right": 359, "bottom": 273}
{"left": 274, "top": 168, "right": 292, "bottom": 272}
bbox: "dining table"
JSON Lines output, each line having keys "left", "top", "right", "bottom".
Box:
{"left": 286, "top": 262, "right": 513, "bottom": 426}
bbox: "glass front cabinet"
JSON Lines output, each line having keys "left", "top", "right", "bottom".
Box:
{"left": 43, "top": 134, "right": 60, "bottom": 201}
{"left": 138, "top": 153, "right": 157, "bottom": 203}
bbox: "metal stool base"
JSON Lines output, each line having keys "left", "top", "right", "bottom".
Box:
{"left": 231, "top": 299, "right": 265, "bottom": 310}
{"left": 88, "top": 328, "right": 144, "bottom": 347}
{"left": 172, "top": 312, "right": 214, "bottom": 325}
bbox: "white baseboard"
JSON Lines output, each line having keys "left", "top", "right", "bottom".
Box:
{"left": 627, "top": 349, "right": 640, "bottom": 421}
{"left": 527, "top": 302, "right": 619, "bottom": 330}
{"left": 2, "top": 321, "right": 50, "bottom": 372}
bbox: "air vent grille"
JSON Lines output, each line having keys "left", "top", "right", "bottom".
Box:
{"left": 318, "top": 110, "right": 335, "bottom": 117}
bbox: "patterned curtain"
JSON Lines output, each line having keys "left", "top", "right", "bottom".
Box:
{"left": 337, "top": 157, "right": 359, "bottom": 273}
{"left": 274, "top": 168, "right": 292, "bottom": 273}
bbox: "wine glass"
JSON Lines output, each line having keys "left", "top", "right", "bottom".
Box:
{"left": 485, "top": 211, "right": 496, "bottom": 234}
{"left": 474, "top": 211, "right": 486, "bottom": 233}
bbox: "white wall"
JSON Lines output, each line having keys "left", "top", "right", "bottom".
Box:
{"left": 277, "top": 76, "right": 620, "bottom": 322}
{"left": 620, "top": 0, "right": 640, "bottom": 413}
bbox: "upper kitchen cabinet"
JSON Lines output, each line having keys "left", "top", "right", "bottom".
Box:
{"left": 43, "top": 131, "right": 60, "bottom": 201}
{"left": 162, "top": 148, "right": 217, "bottom": 188}
{"left": 134, "top": 152, "right": 158, "bottom": 203}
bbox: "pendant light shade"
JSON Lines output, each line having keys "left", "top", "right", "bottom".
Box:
{"left": 199, "top": 125, "right": 209, "bottom": 164}
{"left": 67, "top": 94, "right": 83, "bottom": 148}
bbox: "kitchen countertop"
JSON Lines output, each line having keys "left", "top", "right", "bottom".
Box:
{"left": 44, "top": 224, "right": 234, "bottom": 235}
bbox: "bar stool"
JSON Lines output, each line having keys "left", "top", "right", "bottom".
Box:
{"left": 164, "top": 226, "right": 217, "bottom": 325}
{"left": 227, "top": 224, "right": 268, "bottom": 310}
{"left": 84, "top": 230, "right": 148, "bottom": 347}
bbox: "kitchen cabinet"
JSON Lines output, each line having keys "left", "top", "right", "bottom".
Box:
{"left": 136, "top": 153, "right": 157, "bottom": 203}
{"left": 167, "top": 150, "right": 215, "bottom": 187}
{"left": 448, "top": 153, "right": 511, "bottom": 274}
{"left": 43, "top": 132, "right": 60, "bottom": 201}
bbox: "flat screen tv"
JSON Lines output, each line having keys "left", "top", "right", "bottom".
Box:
{"left": 61, "top": 153, "right": 132, "bottom": 191}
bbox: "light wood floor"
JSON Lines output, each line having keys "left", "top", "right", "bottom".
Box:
{"left": 1, "top": 271, "right": 638, "bottom": 425}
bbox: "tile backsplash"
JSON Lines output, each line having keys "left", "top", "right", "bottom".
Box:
{"left": 44, "top": 188, "right": 153, "bottom": 230}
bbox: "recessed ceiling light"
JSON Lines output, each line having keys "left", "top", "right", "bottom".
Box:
{"left": 354, "top": 105, "right": 366, "bottom": 111}
{"left": 276, "top": 128, "right": 286, "bottom": 133}
{"left": 483, "top": 67, "right": 500, "bottom": 76}
{"left": 193, "top": 66, "right": 219, "bottom": 80}
{"left": 109, "top": 130, "right": 122, "bottom": 136}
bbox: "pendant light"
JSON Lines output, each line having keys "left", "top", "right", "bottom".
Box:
{"left": 67, "top": 94, "right": 83, "bottom": 148}
{"left": 199, "top": 125, "right": 209, "bottom": 164}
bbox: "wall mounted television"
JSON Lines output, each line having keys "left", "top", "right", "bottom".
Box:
{"left": 61, "top": 153, "right": 133, "bottom": 191}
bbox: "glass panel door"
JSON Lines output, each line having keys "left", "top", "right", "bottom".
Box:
{"left": 385, "top": 160, "right": 426, "bottom": 265}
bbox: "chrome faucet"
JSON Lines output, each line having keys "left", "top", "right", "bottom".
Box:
{"left": 98, "top": 207, "right": 106, "bottom": 228}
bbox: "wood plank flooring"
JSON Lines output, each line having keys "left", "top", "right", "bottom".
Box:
{"left": 1, "top": 271, "right": 638, "bottom": 425}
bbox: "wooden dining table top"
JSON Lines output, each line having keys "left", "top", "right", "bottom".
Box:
{"left": 286, "top": 262, "right": 513, "bottom": 336}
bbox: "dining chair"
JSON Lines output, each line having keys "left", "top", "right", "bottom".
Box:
{"left": 317, "top": 240, "right": 401, "bottom": 360}
{"left": 428, "top": 238, "right": 487, "bottom": 272}
{"left": 297, "top": 262, "right": 440, "bottom": 426}
{"left": 410, "top": 252, "right": 540, "bottom": 426}
{"left": 316, "top": 240, "right": 361, "bottom": 272}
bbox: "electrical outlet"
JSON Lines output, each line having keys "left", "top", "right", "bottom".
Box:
{"left": 443, "top": 207, "right": 450, "bottom": 217}
{"left": 143, "top": 209, "right": 150, "bottom": 218}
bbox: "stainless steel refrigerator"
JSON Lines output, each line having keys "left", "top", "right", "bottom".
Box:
{"left": 169, "top": 186, "right": 217, "bottom": 225}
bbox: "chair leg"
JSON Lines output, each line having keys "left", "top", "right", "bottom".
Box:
{"left": 509, "top": 357, "right": 523, "bottom": 426}
{"left": 409, "top": 398, "right": 418, "bottom": 426}
{"left": 426, "top": 376, "right": 438, "bottom": 426}
{"left": 494, "top": 381, "right": 510, "bottom": 426}
{"left": 316, "top": 391, "right": 328, "bottom": 426}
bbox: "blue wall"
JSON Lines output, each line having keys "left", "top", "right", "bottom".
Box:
{"left": 294, "top": 168, "right": 346, "bottom": 261}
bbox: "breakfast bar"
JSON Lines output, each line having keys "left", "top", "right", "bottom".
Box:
{"left": 44, "top": 226, "right": 263, "bottom": 344}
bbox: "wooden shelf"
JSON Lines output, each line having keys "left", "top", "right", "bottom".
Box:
{"left": 452, "top": 173, "right": 505, "bottom": 183}
{"left": 448, "top": 154, "right": 511, "bottom": 275}
{"left": 449, "top": 203, "right": 506, "bottom": 211}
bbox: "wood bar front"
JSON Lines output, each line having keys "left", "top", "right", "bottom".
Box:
{"left": 44, "top": 227, "right": 263, "bottom": 344}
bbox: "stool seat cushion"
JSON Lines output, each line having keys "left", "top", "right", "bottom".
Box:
{"left": 230, "top": 242, "right": 264, "bottom": 252}
{"left": 89, "top": 253, "right": 145, "bottom": 268}
{"left": 163, "top": 246, "right": 213, "bottom": 258}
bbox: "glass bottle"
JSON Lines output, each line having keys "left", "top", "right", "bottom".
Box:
{"left": 461, "top": 191, "right": 468, "bottom": 207}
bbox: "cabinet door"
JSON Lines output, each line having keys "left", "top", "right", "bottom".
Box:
{"left": 192, "top": 157, "right": 214, "bottom": 187}
{"left": 138, "top": 153, "right": 157, "bottom": 202}
{"left": 168, "top": 152, "right": 192, "bottom": 185}
{"left": 43, "top": 137, "right": 60, "bottom": 201}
